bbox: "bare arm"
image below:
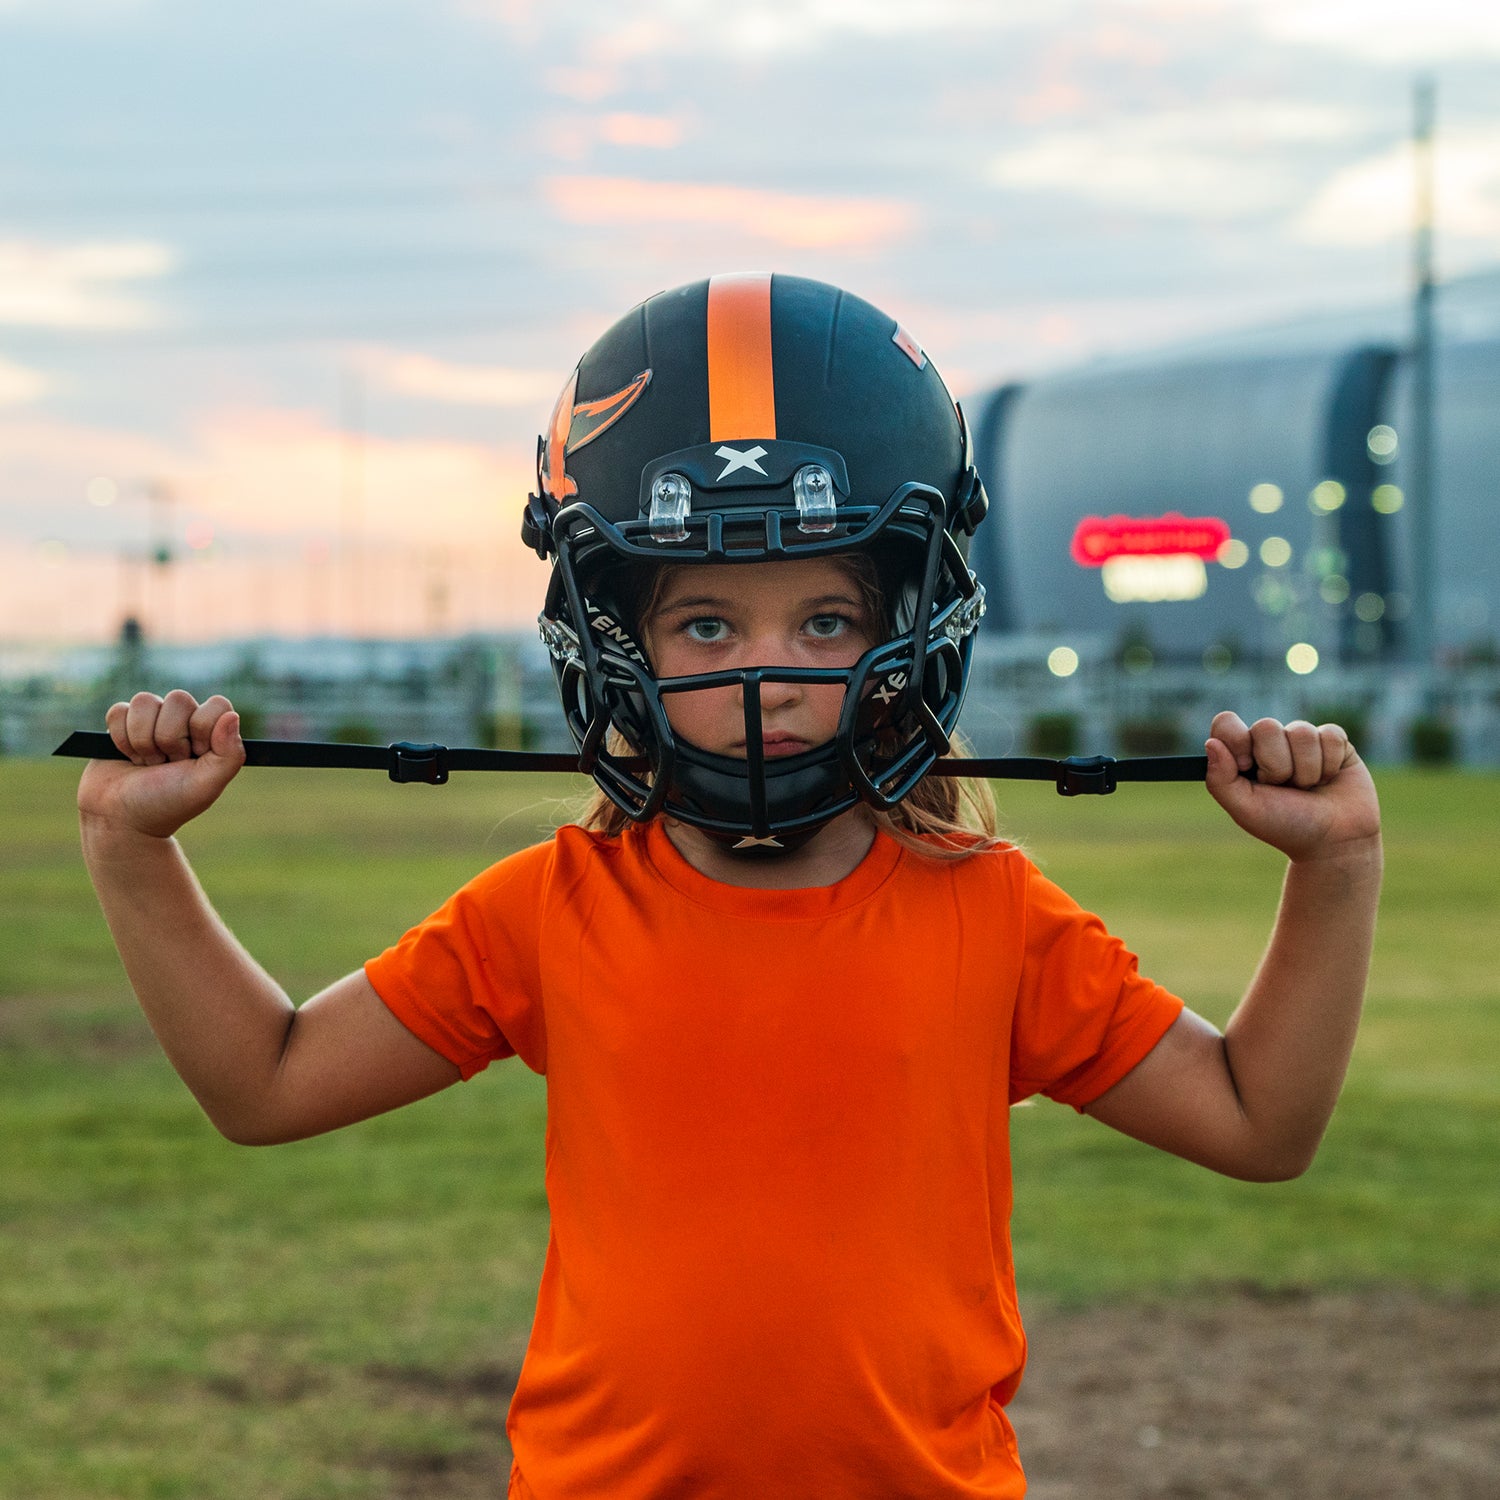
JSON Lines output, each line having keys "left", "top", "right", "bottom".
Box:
{"left": 80, "top": 690, "right": 460, "bottom": 1146}
{"left": 1084, "top": 713, "right": 1383, "bottom": 1182}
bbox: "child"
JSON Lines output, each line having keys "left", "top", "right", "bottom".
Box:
{"left": 78, "top": 274, "right": 1383, "bottom": 1499}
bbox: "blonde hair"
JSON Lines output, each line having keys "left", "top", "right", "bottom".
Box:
{"left": 571, "top": 555, "right": 1002, "bottom": 858}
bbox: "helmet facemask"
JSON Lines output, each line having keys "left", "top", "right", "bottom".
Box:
{"left": 539, "top": 478, "right": 985, "bottom": 853}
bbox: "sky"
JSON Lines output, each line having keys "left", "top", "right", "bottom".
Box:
{"left": 3, "top": 0, "right": 1500, "bottom": 645}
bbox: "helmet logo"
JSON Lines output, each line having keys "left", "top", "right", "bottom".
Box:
{"left": 585, "top": 604, "right": 648, "bottom": 666}
{"left": 873, "top": 670, "right": 909, "bottom": 705}
{"left": 714, "top": 443, "right": 768, "bottom": 480}
{"left": 891, "top": 323, "right": 927, "bottom": 370}
{"left": 733, "top": 834, "right": 784, "bottom": 850}
{"left": 540, "top": 367, "right": 653, "bottom": 503}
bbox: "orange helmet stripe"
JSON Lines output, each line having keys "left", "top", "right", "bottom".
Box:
{"left": 706, "top": 272, "right": 776, "bottom": 442}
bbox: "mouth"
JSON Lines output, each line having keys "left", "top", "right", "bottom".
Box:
{"left": 744, "top": 733, "right": 810, "bottom": 760}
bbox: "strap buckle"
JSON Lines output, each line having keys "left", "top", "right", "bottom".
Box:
{"left": 389, "top": 741, "right": 449, "bottom": 784}
{"left": 1056, "top": 754, "right": 1117, "bottom": 796}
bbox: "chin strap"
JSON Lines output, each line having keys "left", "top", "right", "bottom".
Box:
{"left": 53, "top": 731, "right": 1224, "bottom": 796}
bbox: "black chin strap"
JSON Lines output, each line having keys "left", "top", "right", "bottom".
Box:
{"left": 53, "top": 731, "right": 1217, "bottom": 796}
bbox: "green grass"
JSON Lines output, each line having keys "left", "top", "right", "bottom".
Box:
{"left": 2, "top": 757, "right": 1497, "bottom": 1494}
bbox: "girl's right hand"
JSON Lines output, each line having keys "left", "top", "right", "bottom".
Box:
{"left": 78, "top": 690, "right": 247, "bottom": 841}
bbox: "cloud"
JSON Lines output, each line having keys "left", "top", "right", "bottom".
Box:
{"left": 0, "top": 355, "right": 49, "bottom": 406}
{"left": 184, "top": 407, "right": 520, "bottom": 544}
{"left": 1241, "top": 0, "right": 1500, "bottom": 62}
{"left": 0, "top": 240, "right": 176, "bottom": 330}
{"left": 1295, "top": 128, "right": 1500, "bottom": 246}
{"left": 0, "top": 406, "right": 547, "bottom": 638}
{"left": 0, "top": 415, "right": 185, "bottom": 513}
{"left": 474, "top": 0, "right": 1043, "bottom": 48}
{"left": 988, "top": 103, "right": 1361, "bottom": 221}
{"left": 358, "top": 349, "right": 559, "bottom": 408}
{"left": 599, "top": 113, "right": 685, "bottom": 150}
{"left": 545, "top": 176, "right": 912, "bottom": 249}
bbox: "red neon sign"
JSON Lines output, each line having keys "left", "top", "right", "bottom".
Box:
{"left": 1070, "top": 512, "right": 1232, "bottom": 567}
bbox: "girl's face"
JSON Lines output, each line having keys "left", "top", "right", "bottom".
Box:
{"left": 644, "top": 557, "right": 879, "bottom": 759}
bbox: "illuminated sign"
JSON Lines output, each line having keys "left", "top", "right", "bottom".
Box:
{"left": 1070, "top": 512, "right": 1232, "bottom": 567}
{"left": 1102, "top": 556, "right": 1207, "bottom": 603}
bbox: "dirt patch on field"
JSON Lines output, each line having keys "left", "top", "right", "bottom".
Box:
{"left": 1011, "top": 1289, "right": 1500, "bottom": 1498}
{"left": 0, "top": 992, "right": 156, "bottom": 1060}
{"left": 365, "top": 1291, "right": 1499, "bottom": 1498}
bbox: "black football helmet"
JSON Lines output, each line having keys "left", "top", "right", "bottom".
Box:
{"left": 522, "top": 273, "right": 988, "bottom": 854}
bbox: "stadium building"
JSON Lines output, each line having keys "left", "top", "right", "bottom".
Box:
{"left": 966, "top": 267, "right": 1500, "bottom": 672}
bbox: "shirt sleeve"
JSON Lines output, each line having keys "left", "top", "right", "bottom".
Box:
{"left": 363, "top": 838, "right": 556, "bottom": 1079}
{"left": 1008, "top": 860, "right": 1184, "bottom": 1110}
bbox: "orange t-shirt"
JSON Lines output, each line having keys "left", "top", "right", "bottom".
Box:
{"left": 364, "top": 820, "right": 1183, "bottom": 1499}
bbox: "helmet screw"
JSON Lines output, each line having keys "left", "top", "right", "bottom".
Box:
{"left": 793, "top": 463, "right": 837, "bottom": 533}
{"left": 649, "top": 472, "right": 692, "bottom": 542}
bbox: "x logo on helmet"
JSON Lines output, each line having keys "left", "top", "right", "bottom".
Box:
{"left": 715, "top": 444, "right": 769, "bottom": 480}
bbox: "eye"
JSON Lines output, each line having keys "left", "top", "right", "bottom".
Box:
{"left": 805, "top": 612, "right": 852, "bottom": 639}
{"left": 683, "top": 616, "right": 728, "bottom": 643}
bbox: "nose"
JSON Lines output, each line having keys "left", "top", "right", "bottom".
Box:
{"left": 735, "top": 668, "right": 802, "bottom": 718}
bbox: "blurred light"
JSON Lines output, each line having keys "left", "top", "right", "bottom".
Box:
{"left": 1203, "top": 643, "right": 1233, "bottom": 673}
{"left": 1319, "top": 574, "right": 1351, "bottom": 605}
{"left": 86, "top": 476, "right": 117, "bottom": 507}
{"left": 185, "top": 520, "right": 214, "bottom": 551}
{"left": 1367, "top": 424, "right": 1399, "bottom": 463}
{"left": 1047, "top": 646, "right": 1079, "bottom": 678}
{"left": 1260, "top": 536, "right": 1292, "bottom": 567}
{"left": 1311, "top": 479, "right": 1346, "bottom": 512}
{"left": 1249, "top": 483, "right": 1283, "bottom": 514}
{"left": 1101, "top": 554, "right": 1207, "bottom": 602}
{"left": 1253, "top": 576, "right": 1291, "bottom": 615}
{"left": 1372, "top": 484, "right": 1404, "bottom": 514}
{"left": 1286, "top": 643, "right": 1319, "bottom": 675}
{"left": 1216, "top": 538, "right": 1250, "bottom": 569}
{"left": 1354, "top": 592, "right": 1386, "bottom": 622}
{"left": 1311, "top": 545, "right": 1347, "bottom": 577}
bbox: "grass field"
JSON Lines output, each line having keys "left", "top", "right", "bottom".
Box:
{"left": 2, "top": 756, "right": 1497, "bottom": 1497}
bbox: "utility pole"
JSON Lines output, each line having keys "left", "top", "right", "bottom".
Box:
{"left": 142, "top": 478, "right": 178, "bottom": 643}
{"left": 1408, "top": 75, "right": 1437, "bottom": 669}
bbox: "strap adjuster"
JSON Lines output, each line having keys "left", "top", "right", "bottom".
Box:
{"left": 389, "top": 742, "right": 449, "bottom": 784}
{"left": 1056, "top": 754, "right": 1117, "bottom": 796}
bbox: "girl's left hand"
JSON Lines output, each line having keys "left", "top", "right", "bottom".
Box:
{"left": 1204, "top": 711, "right": 1382, "bottom": 863}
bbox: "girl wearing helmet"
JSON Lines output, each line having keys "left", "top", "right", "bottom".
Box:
{"left": 79, "top": 274, "right": 1382, "bottom": 1498}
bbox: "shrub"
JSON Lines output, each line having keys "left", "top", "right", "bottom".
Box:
{"left": 1116, "top": 717, "right": 1184, "bottom": 756}
{"left": 1305, "top": 703, "right": 1370, "bottom": 750}
{"left": 1027, "top": 713, "right": 1080, "bottom": 758}
{"left": 1408, "top": 716, "right": 1456, "bottom": 766}
{"left": 331, "top": 719, "right": 381, "bottom": 745}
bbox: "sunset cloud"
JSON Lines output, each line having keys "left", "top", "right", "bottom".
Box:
{"left": 545, "top": 176, "right": 912, "bottom": 249}
{"left": 358, "top": 349, "right": 559, "bottom": 408}
{"left": 186, "top": 407, "right": 524, "bottom": 547}
{"left": 0, "top": 407, "right": 545, "bottom": 638}
{"left": 599, "top": 113, "right": 685, "bottom": 149}
{"left": 0, "top": 240, "right": 176, "bottom": 330}
{"left": 0, "top": 355, "right": 49, "bottom": 406}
